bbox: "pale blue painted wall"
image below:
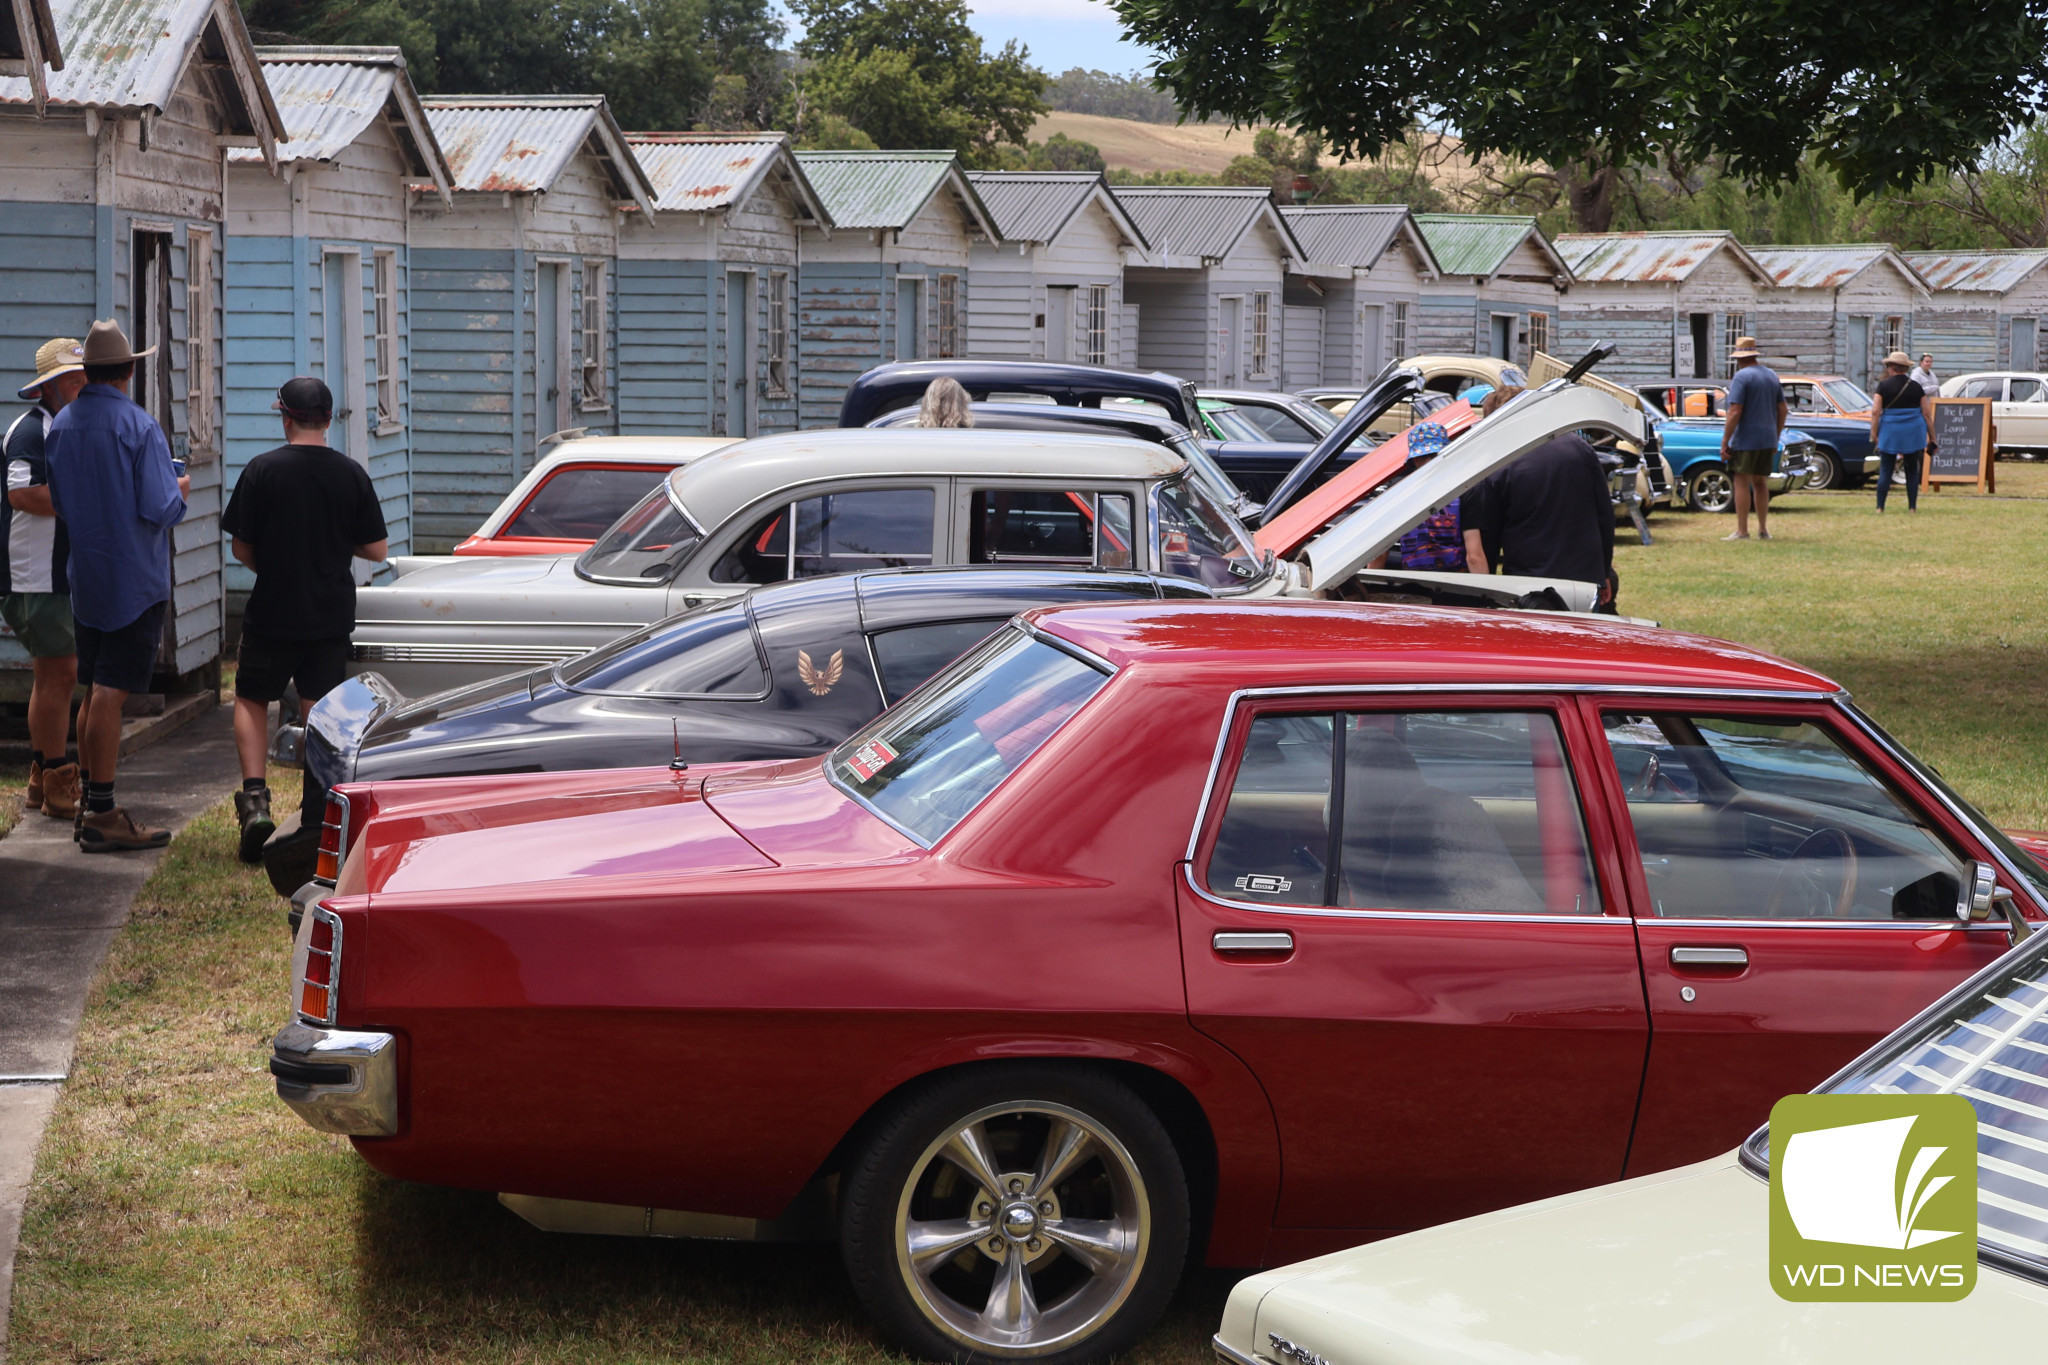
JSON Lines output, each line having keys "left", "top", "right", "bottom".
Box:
{"left": 798, "top": 259, "right": 965, "bottom": 427}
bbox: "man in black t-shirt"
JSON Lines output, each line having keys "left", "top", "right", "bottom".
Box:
{"left": 221, "top": 377, "right": 388, "bottom": 862}
{"left": 1458, "top": 390, "right": 1616, "bottom": 610}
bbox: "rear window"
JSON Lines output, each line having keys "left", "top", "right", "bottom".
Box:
{"left": 558, "top": 598, "right": 767, "bottom": 697}
{"left": 505, "top": 466, "right": 669, "bottom": 541}
{"left": 831, "top": 628, "right": 1110, "bottom": 844}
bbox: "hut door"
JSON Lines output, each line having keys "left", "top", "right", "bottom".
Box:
{"left": 1688, "top": 314, "right": 1711, "bottom": 377}
{"left": 1489, "top": 313, "right": 1514, "bottom": 360}
{"left": 1220, "top": 297, "right": 1241, "bottom": 385}
{"left": 1359, "top": 304, "right": 1384, "bottom": 381}
{"left": 2012, "top": 318, "right": 2037, "bottom": 372}
{"left": 1845, "top": 316, "right": 1871, "bottom": 386}
{"left": 726, "top": 271, "right": 754, "bottom": 438}
{"left": 1045, "top": 286, "right": 1074, "bottom": 361}
{"left": 130, "top": 230, "right": 175, "bottom": 439}
{"left": 896, "top": 278, "right": 924, "bottom": 360}
{"left": 321, "top": 251, "right": 367, "bottom": 467}
{"left": 535, "top": 262, "right": 571, "bottom": 456}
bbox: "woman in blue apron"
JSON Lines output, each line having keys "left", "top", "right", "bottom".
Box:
{"left": 1870, "top": 350, "right": 1934, "bottom": 512}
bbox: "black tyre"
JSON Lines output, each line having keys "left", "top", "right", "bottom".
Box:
{"left": 1684, "top": 463, "right": 1735, "bottom": 513}
{"left": 840, "top": 1065, "right": 1190, "bottom": 1364}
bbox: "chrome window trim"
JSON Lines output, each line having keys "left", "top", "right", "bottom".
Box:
{"left": 1181, "top": 682, "right": 1846, "bottom": 862}
{"left": 1182, "top": 864, "right": 1630, "bottom": 925}
{"left": 1018, "top": 618, "right": 1116, "bottom": 675}
{"left": 1646, "top": 917, "right": 2014, "bottom": 932}
{"left": 354, "top": 619, "right": 646, "bottom": 631}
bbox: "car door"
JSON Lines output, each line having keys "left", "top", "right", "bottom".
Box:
{"left": 2000, "top": 375, "right": 2048, "bottom": 448}
{"left": 1177, "top": 696, "right": 1649, "bottom": 1234}
{"left": 1584, "top": 698, "right": 2013, "bottom": 1179}
{"left": 674, "top": 482, "right": 945, "bottom": 609}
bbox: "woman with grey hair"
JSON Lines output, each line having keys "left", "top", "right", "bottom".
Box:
{"left": 916, "top": 376, "right": 974, "bottom": 428}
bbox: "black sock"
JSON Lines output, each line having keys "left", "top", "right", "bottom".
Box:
{"left": 243, "top": 777, "right": 269, "bottom": 795}
{"left": 85, "top": 780, "right": 114, "bottom": 814}
{"left": 31, "top": 750, "right": 44, "bottom": 768}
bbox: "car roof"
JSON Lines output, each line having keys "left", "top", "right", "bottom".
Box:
{"left": 666, "top": 428, "right": 1188, "bottom": 527}
{"left": 1199, "top": 389, "right": 1314, "bottom": 406}
{"left": 871, "top": 402, "right": 1191, "bottom": 442}
{"left": 538, "top": 436, "right": 737, "bottom": 469}
{"left": 838, "top": 360, "right": 1193, "bottom": 427}
{"left": 1025, "top": 599, "right": 1838, "bottom": 694}
{"left": 1949, "top": 370, "right": 2048, "bottom": 380}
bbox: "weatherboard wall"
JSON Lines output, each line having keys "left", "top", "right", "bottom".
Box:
{"left": 1322, "top": 237, "right": 1431, "bottom": 384}
{"left": 1751, "top": 257, "right": 1923, "bottom": 385}
{"left": 1911, "top": 275, "right": 2048, "bottom": 377}
{"left": 1558, "top": 248, "right": 1762, "bottom": 383}
{"left": 0, "top": 86, "right": 231, "bottom": 680}
{"left": 1418, "top": 236, "right": 1561, "bottom": 369}
{"left": 966, "top": 201, "right": 1128, "bottom": 362}
{"left": 1126, "top": 217, "right": 1291, "bottom": 388}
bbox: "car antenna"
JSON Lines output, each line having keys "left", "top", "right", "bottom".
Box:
{"left": 669, "top": 719, "right": 689, "bottom": 773}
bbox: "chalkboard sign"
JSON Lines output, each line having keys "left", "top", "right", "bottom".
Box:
{"left": 1927, "top": 397, "right": 1995, "bottom": 492}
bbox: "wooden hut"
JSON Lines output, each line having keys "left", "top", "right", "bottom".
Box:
{"left": 1411, "top": 214, "right": 1570, "bottom": 363}
{"left": 962, "top": 170, "right": 1147, "bottom": 364}
{"left": 1903, "top": 250, "right": 2048, "bottom": 377}
{"left": 1552, "top": 232, "right": 1773, "bottom": 383}
{"left": 1749, "top": 245, "right": 1931, "bottom": 385}
{"left": 791, "top": 150, "right": 998, "bottom": 426}
{"left": 224, "top": 46, "right": 452, "bottom": 601}
{"left": 0, "top": 0, "right": 284, "bottom": 686}
{"left": 408, "top": 95, "right": 657, "bottom": 551}
{"left": 615, "top": 133, "right": 828, "bottom": 439}
{"left": 1116, "top": 187, "right": 1308, "bottom": 389}
{"left": 1280, "top": 204, "right": 1440, "bottom": 385}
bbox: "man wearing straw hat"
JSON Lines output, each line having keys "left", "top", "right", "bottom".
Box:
{"left": 44, "top": 319, "right": 188, "bottom": 852}
{"left": 4, "top": 337, "right": 87, "bottom": 820}
{"left": 1719, "top": 335, "right": 1787, "bottom": 540}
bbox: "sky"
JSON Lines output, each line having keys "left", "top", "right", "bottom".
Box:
{"left": 778, "top": 0, "right": 1161, "bottom": 79}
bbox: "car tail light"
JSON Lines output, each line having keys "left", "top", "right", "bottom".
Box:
{"left": 314, "top": 791, "right": 352, "bottom": 885}
{"left": 295, "top": 902, "right": 344, "bottom": 1024}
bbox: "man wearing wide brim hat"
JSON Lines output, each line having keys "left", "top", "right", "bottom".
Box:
{"left": 1720, "top": 335, "right": 1787, "bottom": 540}
{"left": 43, "top": 318, "right": 188, "bottom": 851}
{"left": 3, "top": 337, "right": 88, "bottom": 819}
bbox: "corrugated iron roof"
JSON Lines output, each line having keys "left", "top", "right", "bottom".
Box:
{"left": 228, "top": 47, "right": 451, "bottom": 198}
{"left": 0, "top": 0, "right": 281, "bottom": 151}
{"left": 422, "top": 94, "right": 654, "bottom": 214}
{"left": 0, "top": 0, "right": 64, "bottom": 112}
{"left": 621, "top": 133, "right": 826, "bottom": 225}
{"left": 1414, "top": 213, "right": 1568, "bottom": 280}
{"left": 1281, "top": 204, "right": 1438, "bottom": 274}
{"left": 1903, "top": 249, "right": 2048, "bottom": 294}
{"left": 794, "top": 150, "right": 996, "bottom": 237}
{"left": 965, "top": 170, "right": 1144, "bottom": 249}
{"left": 1555, "top": 231, "right": 1768, "bottom": 285}
{"left": 1749, "top": 243, "right": 1928, "bottom": 294}
{"left": 1116, "top": 186, "right": 1304, "bottom": 267}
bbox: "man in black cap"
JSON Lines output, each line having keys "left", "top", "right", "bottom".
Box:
{"left": 222, "top": 377, "right": 387, "bottom": 862}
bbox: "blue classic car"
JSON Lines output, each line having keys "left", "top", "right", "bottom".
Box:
{"left": 1652, "top": 416, "right": 1818, "bottom": 512}
{"left": 1638, "top": 378, "right": 1873, "bottom": 491}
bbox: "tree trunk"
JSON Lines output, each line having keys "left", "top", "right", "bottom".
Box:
{"left": 1558, "top": 155, "right": 1620, "bottom": 233}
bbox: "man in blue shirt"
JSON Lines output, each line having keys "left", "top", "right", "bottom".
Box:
{"left": 45, "top": 319, "right": 189, "bottom": 851}
{"left": 1719, "top": 335, "right": 1788, "bottom": 541}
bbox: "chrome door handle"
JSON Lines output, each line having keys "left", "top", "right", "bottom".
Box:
{"left": 1213, "top": 931, "right": 1293, "bottom": 954}
{"left": 1670, "top": 946, "right": 1748, "bottom": 967}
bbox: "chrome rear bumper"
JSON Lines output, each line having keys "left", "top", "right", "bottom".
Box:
{"left": 270, "top": 1021, "right": 398, "bottom": 1136}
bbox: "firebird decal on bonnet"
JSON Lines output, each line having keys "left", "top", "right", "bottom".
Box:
{"left": 798, "top": 649, "right": 845, "bottom": 696}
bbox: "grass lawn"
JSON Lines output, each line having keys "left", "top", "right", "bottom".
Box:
{"left": 12, "top": 480, "right": 2048, "bottom": 1362}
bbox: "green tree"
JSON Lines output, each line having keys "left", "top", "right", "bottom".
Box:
{"left": 1109, "top": 0, "right": 2048, "bottom": 231}
{"left": 790, "top": 0, "right": 1046, "bottom": 164}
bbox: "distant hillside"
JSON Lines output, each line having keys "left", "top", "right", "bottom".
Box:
{"left": 1030, "top": 112, "right": 1503, "bottom": 192}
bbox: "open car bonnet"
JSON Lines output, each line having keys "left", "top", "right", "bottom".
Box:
{"left": 1289, "top": 383, "right": 1648, "bottom": 594}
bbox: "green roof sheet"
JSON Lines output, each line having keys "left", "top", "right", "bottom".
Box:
{"left": 1413, "top": 213, "right": 1561, "bottom": 279}
{"left": 793, "top": 150, "right": 991, "bottom": 233}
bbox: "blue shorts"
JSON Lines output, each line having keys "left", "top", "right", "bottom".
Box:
{"left": 74, "top": 600, "right": 166, "bottom": 693}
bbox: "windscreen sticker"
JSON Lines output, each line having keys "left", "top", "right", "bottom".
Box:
{"left": 847, "top": 738, "right": 899, "bottom": 782}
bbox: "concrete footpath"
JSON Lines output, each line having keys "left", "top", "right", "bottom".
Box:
{"left": 0, "top": 705, "right": 240, "bottom": 1352}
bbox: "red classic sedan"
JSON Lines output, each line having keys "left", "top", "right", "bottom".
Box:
{"left": 271, "top": 602, "right": 2046, "bottom": 1364}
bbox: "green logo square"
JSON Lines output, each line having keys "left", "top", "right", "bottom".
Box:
{"left": 1769, "top": 1093, "right": 1977, "bottom": 1301}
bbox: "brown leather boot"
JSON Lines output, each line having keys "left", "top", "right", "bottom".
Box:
{"left": 39, "top": 762, "right": 80, "bottom": 820}
{"left": 77, "top": 806, "right": 170, "bottom": 852}
{"left": 25, "top": 758, "right": 42, "bottom": 810}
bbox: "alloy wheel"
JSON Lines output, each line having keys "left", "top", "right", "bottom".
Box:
{"left": 893, "top": 1102, "right": 1150, "bottom": 1357}
{"left": 1688, "top": 466, "right": 1735, "bottom": 513}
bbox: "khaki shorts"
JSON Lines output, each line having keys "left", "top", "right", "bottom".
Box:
{"left": 0, "top": 591, "right": 74, "bottom": 658}
{"left": 1727, "top": 448, "right": 1775, "bottom": 477}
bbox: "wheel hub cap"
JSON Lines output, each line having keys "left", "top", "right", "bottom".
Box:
{"left": 1000, "top": 1201, "right": 1039, "bottom": 1242}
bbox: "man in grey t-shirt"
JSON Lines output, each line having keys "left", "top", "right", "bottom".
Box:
{"left": 1720, "top": 336, "right": 1787, "bottom": 540}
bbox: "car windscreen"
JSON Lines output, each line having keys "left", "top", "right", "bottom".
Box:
{"left": 577, "top": 480, "right": 702, "bottom": 584}
{"left": 830, "top": 628, "right": 1111, "bottom": 845}
{"left": 1824, "top": 379, "right": 1873, "bottom": 411}
{"left": 555, "top": 596, "right": 767, "bottom": 697}
{"left": 1197, "top": 402, "right": 1270, "bottom": 442}
{"left": 1154, "top": 475, "right": 1262, "bottom": 590}
{"left": 1744, "top": 927, "right": 2048, "bottom": 1286}
{"left": 1241, "top": 402, "right": 1334, "bottom": 441}
{"left": 505, "top": 466, "right": 671, "bottom": 541}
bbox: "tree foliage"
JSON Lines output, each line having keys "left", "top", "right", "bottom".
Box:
{"left": 1044, "top": 68, "right": 1184, "bottom": 124}
{"left": 1110, "top": 0, "right": 2048, "bottom": 229}
{"left": 787, "top": 0, "right": 1045, "bottom": 165}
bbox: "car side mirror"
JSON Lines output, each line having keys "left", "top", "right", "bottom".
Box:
{"left": 1964, "top": 860, "right": 2033, "bottom": 946}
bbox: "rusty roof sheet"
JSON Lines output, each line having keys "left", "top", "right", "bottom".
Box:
{"left": 0, "top": 0, "right": 65, "bottom": 112}
{"left": 965, "top": 171, "right": 1145, "bottom": 249}
{"left": 622, "top": 133, "right": 824, "bottom": 223}
{"left": 423, "top": 94, "right": 654, "bottom": 213}
{"left": 794, "top": 150, "right": 997, "bottom": 237}
{"left": 1554, "top": 231, "right": 1769, "bottom": 285}
{"left": 1903, "top": 249, "right": 2048, "bottom": 294}
{"left": 226, "top": 47, "right": 449, "bottom": 196}
{"left": 0, "top": 0, "right": 281, "bottom": 146}
{"left": 1116, "top": 186, "right": 1304, "bottom": 268}
{"left": 1281, "top": 204, "right": 1440, "bottom": 275}
{"left": 1414, "top": 213, "right": 1569, "bottom": 280}
{"left": 1749, "top": 244, "right": 1929, "bottom": 294}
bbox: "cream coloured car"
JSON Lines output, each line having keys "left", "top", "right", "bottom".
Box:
{"left": 1215, "top": 906, "right": 2048, "bottom": 1364}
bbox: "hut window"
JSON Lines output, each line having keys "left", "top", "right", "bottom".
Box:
{"left": 1250, "top": 293, "right": 1271, "bottom": 377}
{"left": 767, "top": 272, "right": 790, "bottom": 395}
{"left": 1392, "top": 302, "right": 1409, "bottom": 360}
{"left": 185, "top": 228, "right": 214, "bottom": 456}
{"left": 581, "top": 261, "right": 608, "bottom": 410}
{"left": 373, "top": 252, "right": 399, "bottom": 431}
{"left": 1884, "top": 316, "right": 1904, "bottom": 358}
{"left": 937, "top": 275, "right": 960, "bottom": 358}
{"left": 1086, "top": 285, "right": 1109, "bottom": 365}
{"left": 1525, "top": 310, "right": 1549, "bottom": 359}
